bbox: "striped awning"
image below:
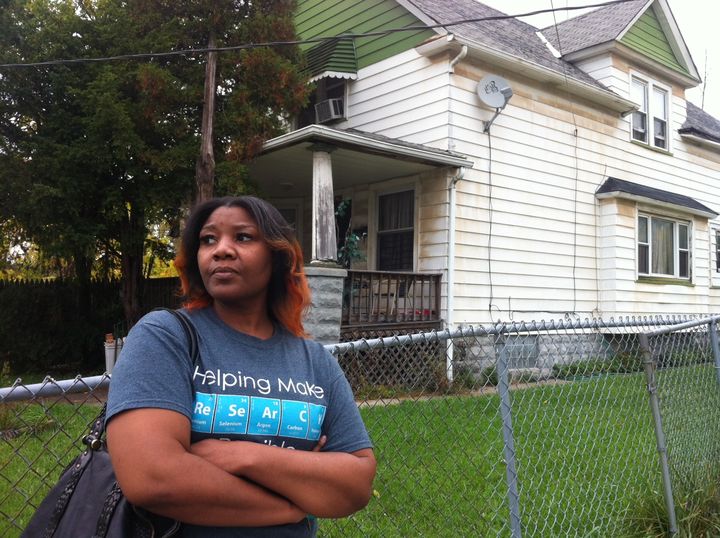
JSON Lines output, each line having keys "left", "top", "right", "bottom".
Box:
{"left": 305, "top": 37, "right": 357, "bottom": 83}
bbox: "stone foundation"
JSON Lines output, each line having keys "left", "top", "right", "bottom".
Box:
{"left": 303, "top": 264, "right": 347, "bottom": 345}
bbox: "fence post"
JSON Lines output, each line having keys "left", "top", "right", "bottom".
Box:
{"left": 496, "top": 339, "right": 522, "bottom": 538}
{"left": 710, "top": 319, "right": 720, "bottom": 387}
{"left": 445, "top": 338, "right": 455, "bottom": 383}
{"left": 638, "top": 332, "right": 677, "bottom": 536}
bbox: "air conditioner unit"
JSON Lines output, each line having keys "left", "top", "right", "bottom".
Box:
{"left": 314, "top": 98, "right": 344, "bottom": 124}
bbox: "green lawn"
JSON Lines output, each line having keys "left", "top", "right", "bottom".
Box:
{"left": 2, "top": 367, "right": 719, "bottom": 537}
{"left": 0, "top": 400, "right": 102, "bottom": 536}
{"left": 321, "top": 368, "right": 720, "bottom": 537}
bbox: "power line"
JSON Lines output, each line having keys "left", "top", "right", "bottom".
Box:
{"left": 0, "top": 0, "right": 634, "bottom": 69}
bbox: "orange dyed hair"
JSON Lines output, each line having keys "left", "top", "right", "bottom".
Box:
{"left": 174, "top": 196, "right": 311, "bottom": 337}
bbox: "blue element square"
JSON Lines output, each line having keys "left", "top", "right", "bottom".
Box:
{"left": 213, "top": 395, "right": 250, "bottom": 435}
{"left": 248, "top": 397, "right": 281, "bottom": 436}
{"left": 192, "top": 392, "right": 217, "bottom": 434}
{"left": 280, "top": 400, "right": 310, "bottom": 439}
{"left": 308, "top": 403, "right": 327, "bottom": 441}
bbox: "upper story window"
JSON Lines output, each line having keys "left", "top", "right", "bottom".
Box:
{"left": 630, "top": 75, "right": 669, "bottom": 150}
{"left": 638, "top": 213, "right": 689, "bottom": 279}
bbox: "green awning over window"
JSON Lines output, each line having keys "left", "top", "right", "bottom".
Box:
{"left": 305, "top": 38, "right": 357, "bottom": 82}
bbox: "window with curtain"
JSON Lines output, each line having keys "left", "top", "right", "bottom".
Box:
{"left": 637, "top": 214, "right": 690, "bottom": 278}
{"left": 377, "top": 190, "right": 414, "bottom": 271}
{"left": 630, "top": 75, "right": 670, "bottom": 150}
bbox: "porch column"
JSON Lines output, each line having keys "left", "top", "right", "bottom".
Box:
{"left": 304, "top": 143, "right": 345, "bottom": 344}
{"left": 309, "top": 143, "right": 337, "bottom": 263}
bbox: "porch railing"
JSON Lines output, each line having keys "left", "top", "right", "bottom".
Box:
{"left": 341, "top": 270, "right": 441, "bottom": 327}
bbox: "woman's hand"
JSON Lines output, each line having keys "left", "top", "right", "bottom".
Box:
{"left": 312, "top": 435, "right": 327, "bottom": 452}
{"left": 107, "top": 409, "right": 308, "bottom": 527}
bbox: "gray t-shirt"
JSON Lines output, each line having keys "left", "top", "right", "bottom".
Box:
{"left": 107, "top": 307, "right": 372, "bottom": 538}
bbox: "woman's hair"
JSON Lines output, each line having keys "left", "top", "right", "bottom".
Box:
{"left": 174, "top": 196, "right": 311, "bottom": 337}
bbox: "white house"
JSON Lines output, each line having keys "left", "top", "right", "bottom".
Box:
{"left": 247, "top": 0, "right": 720, "bottom": 341}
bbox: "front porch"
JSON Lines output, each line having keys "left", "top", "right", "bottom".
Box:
{"left": 341, "top": 270, "right": 442, "bottom": 339}
{"left": 247, "top": 124, "right": 472, "bottom": 342}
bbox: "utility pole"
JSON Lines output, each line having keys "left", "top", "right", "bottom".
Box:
{"left": 195, "top": 31, "right": 217, "bottom": 204}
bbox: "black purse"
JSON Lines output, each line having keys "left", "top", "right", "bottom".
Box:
{"left": 22, "top": 309, "right": 198, "bottom": 538}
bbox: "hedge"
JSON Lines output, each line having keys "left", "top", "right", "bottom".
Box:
{"left": 0, "top": 277, "right": 181, "bottom": 376}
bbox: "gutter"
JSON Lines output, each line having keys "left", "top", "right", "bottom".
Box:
{"left": 261, "top": 125, "right": 473, "bottom": 168}
{"left": 679, "top": 132, "right": 720, "bottom": 152}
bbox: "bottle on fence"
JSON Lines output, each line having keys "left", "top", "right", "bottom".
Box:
{"left": 103, "top": 333, "right": 122, "bottom": 374}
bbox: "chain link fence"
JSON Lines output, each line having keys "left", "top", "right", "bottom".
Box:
{"left": 2, "top": 315, "right": 720, "bottom": 537}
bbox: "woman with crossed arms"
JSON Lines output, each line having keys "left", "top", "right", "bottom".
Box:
{"left": 107, "top": 196, "right": 376, "bottom": 537}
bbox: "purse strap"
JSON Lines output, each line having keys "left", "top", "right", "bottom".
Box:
{"left": 83, "top": 309, "right": 199, "bottom": 448}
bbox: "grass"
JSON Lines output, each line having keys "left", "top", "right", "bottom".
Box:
{"left": 2, "top": 365, "right": 719, "bottom": 537}
{"left": 317, "top": 372, "right": 657, "bottom": 537}
{"left": 0, "top": 401, "right": 102, "bottom": 536}
{"left": 320, "top": 366, "right": 720, "bottom": 537}
{"left": 623, "top": 468, "right": 720, "bottom": 538}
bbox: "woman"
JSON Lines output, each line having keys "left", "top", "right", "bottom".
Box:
{"left": 106, "top": 196, "right": 376, "bottom": 537}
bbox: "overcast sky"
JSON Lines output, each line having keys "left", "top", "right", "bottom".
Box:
{"left": 478, "top": 0, "right": 719, "bottom": 119}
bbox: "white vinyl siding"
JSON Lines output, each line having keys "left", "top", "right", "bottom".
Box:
{"left": 339, "top": 45, "right": 720, "bottom": 322}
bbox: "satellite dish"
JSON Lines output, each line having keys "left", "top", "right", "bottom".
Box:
{"left": 476, "top": 74, "right": 513, "bottom": 109}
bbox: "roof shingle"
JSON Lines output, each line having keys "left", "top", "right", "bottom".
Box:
{"left": 680, "top": 102, "right": 720, "bottom": 145}
{"left": 540, "top": 0, "right": 647, "bottom": 56}
{"left": 405, "top": 0, "right": 610, "bottom": 92}
{"left": 596, "top": 176, "right": 717, "bottom": 216}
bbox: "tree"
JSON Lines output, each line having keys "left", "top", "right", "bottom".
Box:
{"left": 129, "top": 0, "right": 310, "bottom": 203}
{"left": 0, "top": 0, "right": 310, "bottom": 329}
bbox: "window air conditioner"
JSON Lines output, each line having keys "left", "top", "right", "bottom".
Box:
{"left": 314, "top": 98, "right": 344, "bottom": 124}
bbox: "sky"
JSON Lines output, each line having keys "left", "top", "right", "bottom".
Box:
{"left": 478, "top": 0, "right": 720, "bottom": 119}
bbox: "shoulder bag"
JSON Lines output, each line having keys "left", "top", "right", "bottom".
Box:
{"left": 22, "top": 309, "right": 198, "bottom": 538}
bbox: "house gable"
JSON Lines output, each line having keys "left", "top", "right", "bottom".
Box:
{"left": 295, "top": 0, "right": 434, "bottom": 71}
{"left": 545, "top": 0, "right": 699, "bottom": 86}
{"left": 618, "top": 5, "right": 688, "bottom": 77}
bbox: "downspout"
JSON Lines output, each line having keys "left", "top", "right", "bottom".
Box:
{"left": 447, "top": 43, "right": 467, "bottom": 152}
{"left": 447, "top": 167, "right": 465, "bottom": 333}
{"left": 445, "top": 44, "right": 467, "bottom": 383}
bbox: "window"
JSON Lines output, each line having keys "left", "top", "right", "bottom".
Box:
{"left": 638, "top": 214, "right": 690, "bottom": 278}
{"left": 504, "top": 335, "right": 539, "bottom": 369}
{"left": 272, "top": 199, "right": 303, "bottom": 243}
{"left": 715, "top": 230, "right": 720, "bottom": 272}
{"left": 377, "top": 190, "right": 414, "bottom": 271}
{"left": 297, "top": 78, "right": 347, "bottom": 128}
{"left": 631, "top": 78, "right": 647, "bottom": 143}
{"left": 630, "top": 75, "right": 669, "bottom": 150}
{"left": 277, "top": 207, "right": 297, "bottom": 230}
